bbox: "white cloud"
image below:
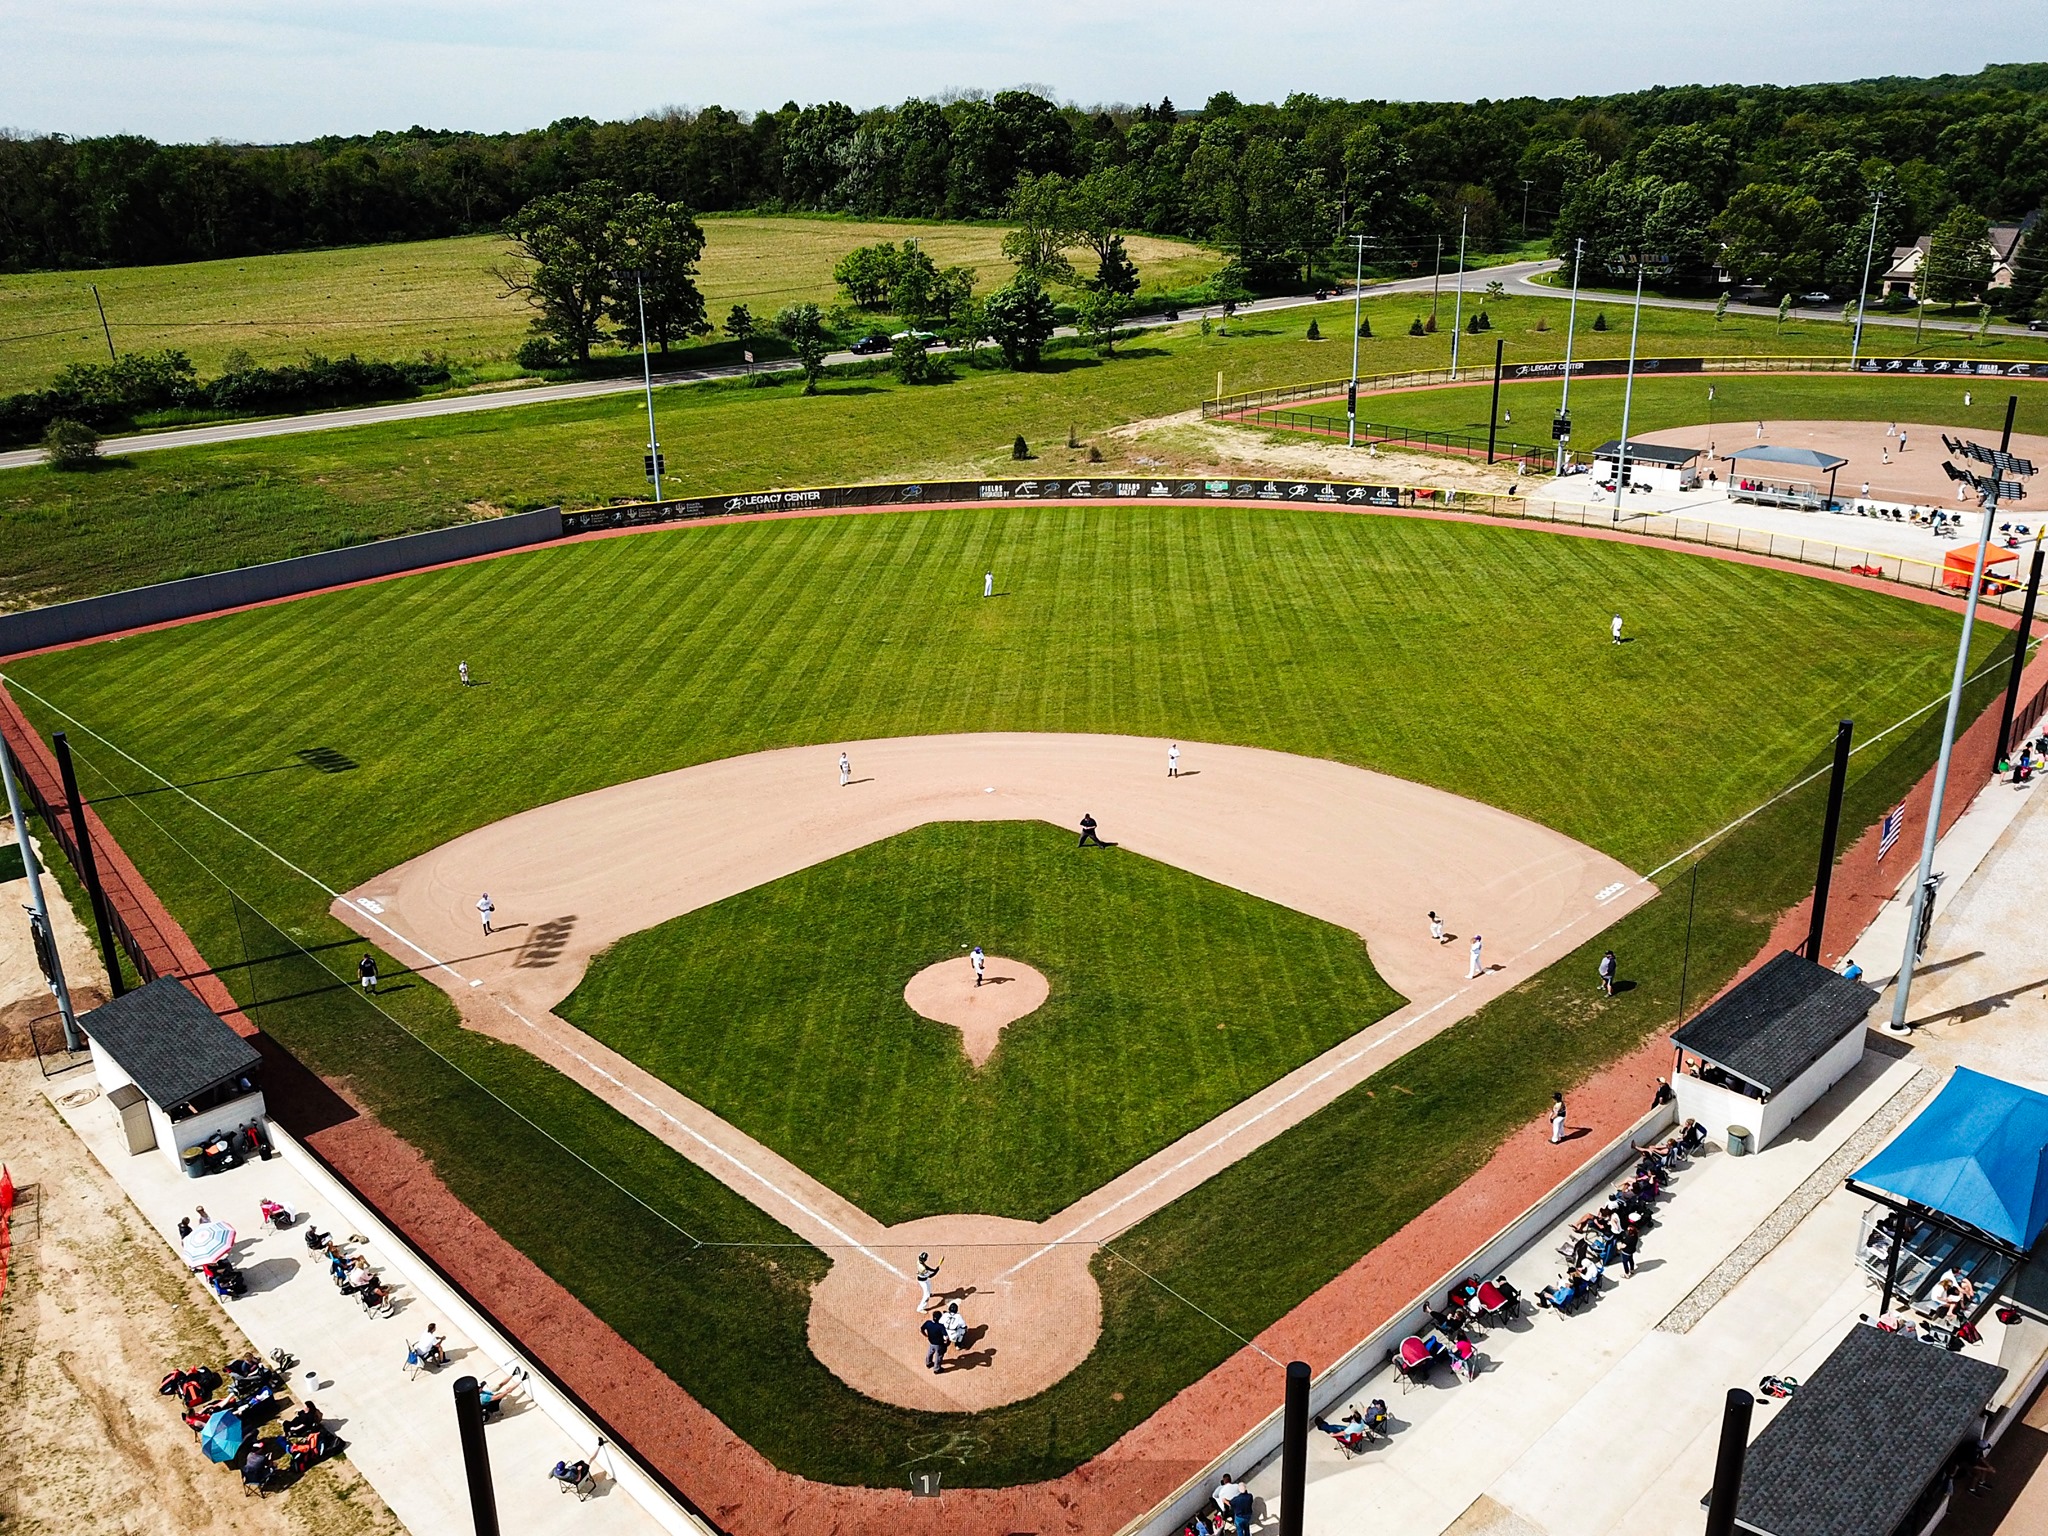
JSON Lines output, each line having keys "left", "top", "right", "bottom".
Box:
{"left": 3, "top": 0, "right": 2043, "bottom": 140}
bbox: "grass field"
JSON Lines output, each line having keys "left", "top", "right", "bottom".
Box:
{"left": 1325, "top": 373, "right": 2048, "bottom": 452}
{"left": 0, "top": 216, "right": 1225, "bottom": 391}
{"left": 3, "top": 502, "right": 2011, "bottom": 1485}
{"left": 8, "top": 291, "right": 2048, "bottom": 610}
{"left": 561, "top": 819, "right": 1404, "bottom": 1223}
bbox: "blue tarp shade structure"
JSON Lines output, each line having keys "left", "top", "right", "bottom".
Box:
{"left": 1852, "top": 1067, "right": 2048, "bottom": 1252}
{"left": 1726, "top": 445, "right": 1850, "bottom": 471}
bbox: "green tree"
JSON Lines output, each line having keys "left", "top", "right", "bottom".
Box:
{"left": 1922, "top": 207, "right": 1995, "bottom": 307}
{"left": 1076, "top": 289, "right": 1135, "bottom": 355}
{"left": 1091, "top": 234, "right": 1141, "bottom": 297}
{"left": 928, "top": 265, "right": 977, "bottom": 326}
{"left": 1067, "top": 168, "right": 1140, "bottom": 286}
{"left": 772, "top": 303, "right": 829, "bottom": 394}
{"left": 2003, "top": 228, "right": 2048, "bottom": 316}
{"left": 833, "top": 243, "right": 903, "bottom": 309}
{"left": 497, "top": 183, "right": 624, "bottom": 363}
{"left": 609, "top": 194, "right": 709, "bottom": 355}
{"left": 981, "top": 273, "right": 1058, "bottom": 368}
{"left": 890, "top": 332, "right": 942, "bottom": 384}
{"left": 1001, "top": 173, "right": 1078, "bottom": 283}
{"left": 724, "top": 303, "right": 757, "bottom": 347}
{"left": 888, "top": 240, "right": 942, "bottom": 324}
{"left": 1712, "top": 183, "right": 1832, "bottom": 294}
{"left": 41, "top": 416, "right": 101, "bottom": 470}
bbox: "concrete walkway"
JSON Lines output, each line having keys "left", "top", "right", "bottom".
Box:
{"left": 48, "top": 1078, "right": 698, "bottom": 1536}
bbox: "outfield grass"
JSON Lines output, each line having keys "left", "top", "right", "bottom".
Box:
{"left": 561, "top": 820, "right": 1403, "bottom": 1223}
{"left": 1329, "top": 372, "right": 2048, "bottom": 452}
{"left": 3, "top": 503, "right": 2008, "bottom": 1485}
{"left": 0, "top": 217, "right": 1224, "bottom": 390}
{"left": 9, "top": 290, "right": 2048, "bottom": 610}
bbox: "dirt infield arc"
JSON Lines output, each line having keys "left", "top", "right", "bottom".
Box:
{"left": 332, "top": 731, "right": 1648, "bottom": 1413}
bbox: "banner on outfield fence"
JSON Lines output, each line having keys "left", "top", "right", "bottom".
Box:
{"left": 1505, "top": 357, "right": 1707, "bottom": 382}
{"left": 558, "top": 477, "right": 1436, "bottom": 534}
{"left": 1852, "top": 357, "right": 2041, "bottom": 377}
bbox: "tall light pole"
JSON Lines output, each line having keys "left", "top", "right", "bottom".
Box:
{"left": 1556, "top": 238, "right": 1584, "bottom": 476}
{"left": 1520, "top": 179, "right": 1535, "bottom": 238}
{"left": 1888, "top": 410, "right": 2036, "bottom": 1031}
{"left": 1449, "top": 211, "right": 1469, "bottom": 380}
{"left": 1, "top": 736, "right": 81, "bottom": 1051}
{"left": 1850, "top": 192, "right": 1883, "bottom": 368}
{"left": 1347, "top": 235, "right": 1366, "bottom": 448}
{"left": 1613, "top": 262, "right": 1646, "bottom": 506}
{"left": 628, "top": 269, "right": 664, "bottom": 503}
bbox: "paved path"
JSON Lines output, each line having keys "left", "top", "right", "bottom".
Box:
{"left": 332, "top": 731, "right": 1647, "bottom": 1413}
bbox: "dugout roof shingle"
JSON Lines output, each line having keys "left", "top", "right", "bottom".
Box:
{"left": 82, "top": 977, "right": 260, "bottom": 1109}
{"left": 1733, "top": 1324, "right": 2005, "bottom": 1536}
{"left": 1592, "top": 439, "right": 1701, "bottom": 466}
{"left": 1672, "top": 950, "right": 1876, "bottom": 1095}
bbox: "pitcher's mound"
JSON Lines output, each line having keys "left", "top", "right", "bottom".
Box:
{"left": 904, "top": 956, "right": 1048, "bottom": 1066}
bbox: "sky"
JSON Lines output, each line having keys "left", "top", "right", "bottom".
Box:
{"left": 4, "top": 1, "right": 2047, "bottom": 143}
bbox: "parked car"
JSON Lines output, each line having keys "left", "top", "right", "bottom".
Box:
{"left": 850, "top": 333, "right": 892, "bottom": 355}
{"left": 1798, "top": 291, "right": 1832, "bottom": 304}
{"left": 890, "top": 330, "right": 942, "bottom": 349}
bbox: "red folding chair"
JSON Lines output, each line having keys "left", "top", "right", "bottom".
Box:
{"left": 1393, "top": 1335, "right": 1435, "bottom": 1392}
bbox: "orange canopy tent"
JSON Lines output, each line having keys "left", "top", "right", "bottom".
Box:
{"left": 1943, "top": 545, "right": 2018, "bottom": 593}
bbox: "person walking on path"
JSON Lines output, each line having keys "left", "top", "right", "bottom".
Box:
{"left": 1168, "top": 743, "right": 1180, "bottom": 777}
{"left": 477, "top": 893, "right": 494, "bottom": 936}
{"left": 1551, "top": 1092, "right": 1567, "bottom": 1144}
{"left": 1078, "top": 812, "right": 1104, "bottom": 848}
{"left": 971, "top": 946, "right": 986, "bottom": 987}
{"left": 1599, "top": 949, "right": 1617, "bottom": 996}
{"left": 357, "top": 954, "right": 378, "bottom": 994}
{"left": 984, "top": 571, "right": 994, "bottom": 598}
{"left": 920, "top": 1311, "right": 949, "bottom": 1373}
{"left": 914, "top": 1252, "right": 943, "bottom": 1310}
{"left": 1611, "top": 613, "right": 1624, "bottom": 645}
{"left": 458, "top": 661, "right": 471, "bottom": 687}
{"left": 1429, "top": 911, "right": 1446, "bottom": 945}
{"left": 838, "top": 752, "right": 851, "bottom": 787}
{"left": 1468, "top": 934, "right": 1484, "bottom": 978}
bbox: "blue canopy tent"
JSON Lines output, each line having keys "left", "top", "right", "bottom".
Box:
{"left": 1850, "top": 1068, "right": 2048, "bottom": 1314}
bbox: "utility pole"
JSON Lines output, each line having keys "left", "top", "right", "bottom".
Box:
{"left": 1556, "top": 238, "right": 1584, "bottom": 476}
{"left": 629, "top": 269, "right": 664, "bottom": 502}
{"left": 1851, "top": 192, "right": 1883, "bottom": 368}
{"left": 1889, "top": 400, "right": 2036, "bottom": 1032}
{"left": 1431, "top": 235, "right": 1442, "bottom": 326}
{"left": 90, "top": 284, "right": 116, "bottom": 363}
{"left": 1613, "top": 263, "right": 1646, "bottom": 506}
{"left": 1520, "top": 179, "right": 1535, "bottom": 238}
{"left": 1, "top": 735, "right": 81, "bottom": 1051}
{"left": 1347, "top": 235, "right": 1366, "bottom": 448}
{"left": 1449, "top": 211, "right": 1468, "bottom": 380}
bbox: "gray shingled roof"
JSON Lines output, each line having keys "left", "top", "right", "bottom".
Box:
{"left": 1592, "top": 439, "right": 1701, "bottom": 467}
{"left": 1672, "top": 951, "right": 1876, "bottom": 1094}
{"left": 81, "top": 978, "right": 260, "bottom": 1109}
{"left": 1734, "top": 1324, "right": 2005, "bottom": 1536}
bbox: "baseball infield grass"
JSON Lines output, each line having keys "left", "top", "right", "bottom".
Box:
{"left": 3, "top": 502, "right": 2019, "bottom": 1486}
{"left": 9, "top": 289, "right": 2048, "bottom": 608}
{"left": 561, "top": 820, "right": 1405, "bottom": 1224}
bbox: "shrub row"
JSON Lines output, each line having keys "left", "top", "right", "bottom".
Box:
{"left": 0, "top": 349, "right": 452, "bottom": 445}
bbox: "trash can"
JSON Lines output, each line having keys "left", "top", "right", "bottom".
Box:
{"left": 181, "top": 1145, "right": 205, "bottom": 1178}
{"left": 1727, "top": 1126, "right": 1753, "bottom": 1157}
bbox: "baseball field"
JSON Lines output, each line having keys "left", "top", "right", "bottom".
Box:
{"left": 0, "top": 497, "right": 2019, "bottom": 1489}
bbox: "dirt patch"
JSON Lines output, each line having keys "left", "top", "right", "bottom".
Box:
{"left": 1102, "top": 411, "right": 1529, "bottom": 494}
{"left": 0, "top": 1063, "right": 402, "bottom": 1536}
{"left": 901, "top": 954, "right": 1048, "bottom": 1067}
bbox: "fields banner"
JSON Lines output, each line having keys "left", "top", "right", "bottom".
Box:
{"left": 1504, "top": 357, "right": 1706, "bottom": 382}
{"left": 559, "top": 477, "right": 1426, "bottom": 536}
{"left": 1852, "top": 357, "right": 2041, "bottom": 378}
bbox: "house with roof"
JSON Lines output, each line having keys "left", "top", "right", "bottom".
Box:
{"left": 1882, "top": 212, "right": 2039, "bottom": 299}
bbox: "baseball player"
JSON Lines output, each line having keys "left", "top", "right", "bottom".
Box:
{"left": 971, "top": 946, "right": 985, "bottom": 987}
{"left": 1469, "top": 934, "right": 1484, "bottom": 979}
{"left": 984, "top": 571, "right": 994, "bottom": 598}
{"left": 839, "top": 752, "right": 851, "bottom": 787}
{"left": 1168, "top": 743, "right": 1180, "bottom": 777}
{"left": 357, "top": 953, "right": 378, "bottom": 993}
{"left": 458, "top": 661, "right": 471, "bottom": 687}
{"left": 915, "top": 1252, "right": 943, "bottom": 1310}
{"left": 1611, "top": 613, "right": 1624, "bottom": 645}
{"left": 1429, "top": 911, "right": 1445, "bottom": 945}
{"left": 477, "top": 892, "right": 494, "bottom": 936}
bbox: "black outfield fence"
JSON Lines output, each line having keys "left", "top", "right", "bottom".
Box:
{"left": 0, "top": 507, "right": 563, "bottom": 658}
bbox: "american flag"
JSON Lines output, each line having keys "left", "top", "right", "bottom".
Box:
{"left": 1879, "top": 804, "right": 1906, "bottom": 860}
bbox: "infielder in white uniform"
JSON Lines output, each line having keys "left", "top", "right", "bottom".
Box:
{"left": 1429, "top": 911, "right": 1445, "bottom": 944}
{"left": 839, "top": 752, "right": 851, "bottom": 787}
{"left": 1468, "top": 934, "right": 1483, "bottom": 978}
{"left": 478, "top": 893, "right": 494, "bottom": 936}
{"left": 971, "top": 945, "right": 985, "bottom": 987}
{"left": 1168, "top": 743, "right": 1180, "bottom": 777}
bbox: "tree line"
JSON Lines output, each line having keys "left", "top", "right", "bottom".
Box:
{"left": 6, "top": 64, "right": 2048, "bottom": 289}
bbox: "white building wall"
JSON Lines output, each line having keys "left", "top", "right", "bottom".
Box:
{"left": 1672, "top": 1025, "right": 1867, "bottom": 1152}
{"left": 165, "top": 1089, "right": 269, "bottom": 1160}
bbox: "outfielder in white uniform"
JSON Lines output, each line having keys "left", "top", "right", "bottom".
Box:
{"left": 984, "top": 571, "right": 994, "bottom": 598}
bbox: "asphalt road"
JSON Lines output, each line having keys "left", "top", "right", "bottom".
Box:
{"left": 2, "top": 258, "right": 2030, "bottom": 472}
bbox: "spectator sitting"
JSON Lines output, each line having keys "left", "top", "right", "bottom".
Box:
{"left": 413, "top": 1324, "right": 446, "bottom": 1367}
{"left": 283, "top": 1401, "right": 323, "bottom": 1436}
